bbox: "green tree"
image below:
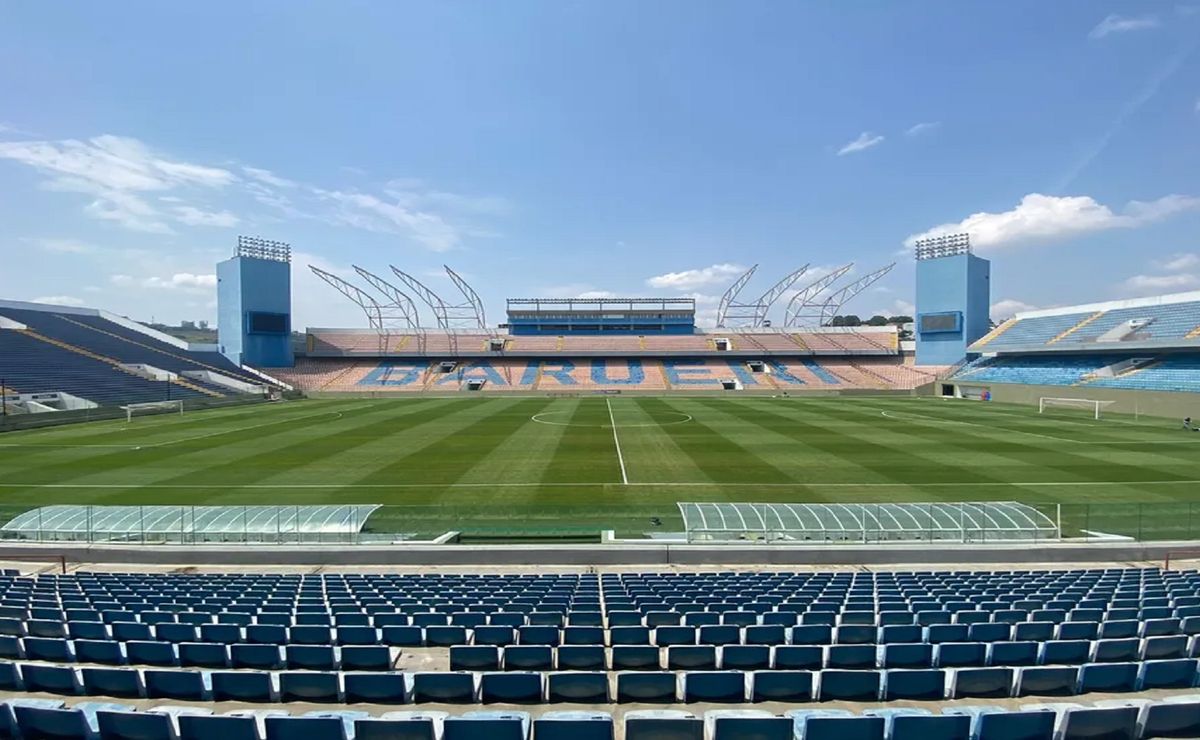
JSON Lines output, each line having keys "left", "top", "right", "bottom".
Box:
{"left": 865, "top": 315, "right": 889, "bottom": 326}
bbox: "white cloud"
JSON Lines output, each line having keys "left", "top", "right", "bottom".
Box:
{"left": 1121, "top": 273, "right": 1200, "bottom": 293}
{"left": 904, "top": 193, "right": 1200, "bottom": 251}
{"left": 111, "top": 272, "right": 216, "bottom": 293}
{"left": 1089, "top": 14, "right": 1160, "bottom": 39}
{"left": 836, "top": 132, "right": 884, "bottom": 156}
{"left": 1159, "top": 253, "right": 1200, "bottom": 271}
{"left": 905, "top": 122, "right": 941, "bottom": 137}
{"left": 242, "top": 166, "right": 296, "bottom": 189}
{"left": 32, "top": 295, "right": 86, "bottom": 307}
{"left": 171, "top": 205, "right": 239, "bottom": 227}
{"left": 0, "top": 134, "right": 235, "bottom": 232}
{"left": 646, "top": 263, "right": 748, "bottom": 291}
{"left": 316, "top": 189, "right": 462, "bottom": 251}
{"left": 991, "top": 299, "right": 1037, "bottom": 320}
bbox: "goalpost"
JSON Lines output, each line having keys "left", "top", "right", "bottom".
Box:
{"left": 122, "top": 400, "right": 184, "bottom": 422}
{"left": 1038, "top": 397, "right": 1113, "bottom": 420}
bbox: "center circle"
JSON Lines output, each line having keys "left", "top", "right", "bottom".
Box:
{"left": 530, "top": 410, "right": 693, "bottom": 428}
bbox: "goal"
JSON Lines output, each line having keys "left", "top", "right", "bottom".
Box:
{"left": 1038, "top": 397, "right": 1112, "bottom": 420}
{"left": 122, "top": 400, "right": 184, "bottom": 422}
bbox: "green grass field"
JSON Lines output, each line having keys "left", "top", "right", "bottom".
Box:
{"left": 1, "top": 395, "right": 1199, "bottom": 539}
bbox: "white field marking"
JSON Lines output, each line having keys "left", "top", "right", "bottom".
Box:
{"left": 0, "top": 408, "right": 352, "bottom": 451}
{"left": 876, "top": 409, "right": 1197, "bottom": 445}
{"left": 606, "top": 397, "right": 629, "bottom": 485}
{"left": 530, "top": 410, "right": 692, "bottom": 428}
{"left": 3, "top": 479, "right": 1199, "bottom": 490}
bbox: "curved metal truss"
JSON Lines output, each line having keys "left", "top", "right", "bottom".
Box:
{"left": 388, "top": 265, "right": 488, "bottom": 357}
{"left": 445, "top": 266, "right": 487, "bottom": 329}
{"left": 717, "top": 264, "right": 812, "bottom": 328}
{"left": 813, "top": 263, "right": 896, "bottom": 326}
{"left": 353, "top": 266, "right": 425, "bottom": 354}
{"left": 715, "top": 265, "right": 758, "bottom": 328}
{"left": 783, "top": 263, "right": 854, "bottom": 327}
{"left": 309, "top": 266, "right": 390, "bottom": 354}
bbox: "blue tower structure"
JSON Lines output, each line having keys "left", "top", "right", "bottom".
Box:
{"left": 217, "top": 236, "right": 294, "bottom": 368}
{"left": 914, "top": 234, "right": 990, "bottom": 365}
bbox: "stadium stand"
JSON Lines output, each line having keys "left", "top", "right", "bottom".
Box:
{"left": 0, "top": 566, "right": 1197, "bottom": 736}
{"left": 0, "top": 301, "right": 280, "bottom": 408}
{"left": 266, "top": 357, "right": 938, "bottom": 393}
{"left": 1088, "top": 355, "right": 1200, "bottom": 394}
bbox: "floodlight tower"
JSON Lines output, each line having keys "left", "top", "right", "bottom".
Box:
{"left": 783, "top": 263, "right": 854, "bottom": 327}
{"left": 914, "top": 232, "right": 990, "bottom": 365}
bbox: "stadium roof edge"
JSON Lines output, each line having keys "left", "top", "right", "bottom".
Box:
{"left": 1013, "top": 290, "right": 1200, "bottom": 321}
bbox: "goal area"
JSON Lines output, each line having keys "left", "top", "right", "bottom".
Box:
{"left": 1038, "top": 397, "right": 1113, "bottom": 420}
{"left": 121, "top": 400, "right": 184, "bottom": 422}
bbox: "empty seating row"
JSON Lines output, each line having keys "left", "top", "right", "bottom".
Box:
{"left": 2, "top": 638, "right": 394, "bottom": 670}
{"left": 447, "top": 637, "right": 1200, "bottom": 672}
{"left": 1, "top": 661, "right": 1196, "bottom": 704}
{"left": 7, "top": 699, "right": 1198, "bottom": 740}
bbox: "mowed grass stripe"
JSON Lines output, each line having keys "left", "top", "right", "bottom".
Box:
{"left": 0, "top": 400, "right": 349, "bottom": 457}
{"left": 351, "top": 398, "right": 548, "bottom": 490}
{"left": 443, "top": 398, "right": 573, "bottom": 489}
{"left": 538, "top": 399, "right": 624, "bottom": 488}
{"left": 101, "top": 398, "right": 464, "bottom": 499}
{"left": 0, "top": 400, "right": 377, "bottom": 488}
{"left": 606, "top": 397, "right": 711, "bottom": 489}
{"left": 639, "top": 397, "right": 792, "bottom": 484}
{"left": 859, "top": 399, "right": 1199, "bottom": 496}
{"left": 724, "top": 398, "right": 1026, "bottom": 491}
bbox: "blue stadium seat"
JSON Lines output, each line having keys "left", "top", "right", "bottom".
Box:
{"left": 534, "top": 712, "right": 614, "bottom": 740}
{"left": 704, "top": 710, "right": 791, "bottom": 740}
{"left": 887, "top": 713, "right": 971, "bottom": 740}
{"left": 681, "top": 671, "right": 746, "bottom": 703}
{"left": 265, "top": 715, "right": 348, "bottom": 740}
{"left": 817, "top": 670, "right": 880, "bottom": 702}
{"left": 504, "top": 645, "right": 553, "bottom": 671}
{"left": 750, "top": 671, "right": 813, "bottom": 702}
{"left": 547, "top": 672, "right": 609, "bottom": 703}
{"left": 125, "top": 641, "right": 177, "bottom": 667}
{"left": 480, "top": 672, "right": 543, "bottom": 704}
{"left": 178, "top": 713, "right": 259, "bottom": 740}
{"left": 616, "top": 672, "right": 677, "bottom": 703}
{"left": 1079, "top": 662, "right": 1139, "bottom": 693}
{"left": 280, "top": 671, "right": 341, "bottom": 703}
{"left": 773, "top": 646, "right": 823, "bottom": 670}
{"left": 341, "top": 646, "right": 392, "bottom": 671}
{"left": 786, "top": 710, "right": 884, "bottom": 740}
{"left": 721, "top": 645, "right": 769, "bottom": 670}
{"left": 231, "top": 644, "right": 284, "bottom": 670}
{"left": 611, "top": 646, "right": 660, "bottom": 671}
{"left": 624, "top": 710, "right": 703, "bottom": 740}
{"left": 883, "top": 669, "right": 946, "bottom": 700}
{"left": 935, "top": 642, "right": 986, "bottom": 667}
{"left": 1140, "top": 699, "right": 1200, "bottom": 738}
{"left": 882, "top": 643, "right": 932, "bottom": 669}
{"left": 411, "top": 673, "right": 477, "bottom": 703}
{"left": 450, "top": 646, "right": 501, "bottom": 671}
{"left": 950, "top": 667, "right": 1013, "bottom": 699}
{"left": 343, "top": 672, "right": 409, "bottom": 704}
{"left": 558, "top": 645, "right": 606, "bottom": 671}
{"left": 96, "top": 709, "right": 175, "bottom": 740}
{"left": 1015, "top": 666, "right": 1079, "bottom": 697}
{"left": 1058, "top": 706, "right": 1138, "bottom": 740}
{"left": 21, "top": 664, "right": 81, "bottom": 695}
{"left": 80, "top": 667, "right": 143, "bottom": 699}
{"left": 1040, "top": 640, "right": 1091, "bottom": 665}
{"left": 355, "top": 711, "right": 447, "bottom": 740}
{"left": 667, "top": 646, "right": 717, "bottom": 670}
{"left": 943, "top": 707, "right": 1055, "bottom": 740}
{"left": 212, "top": 671, "right": 274, "bottom": 702}
{"left": 444, "top": 711, "right": 530, "bottom": 740}
{"left": 143, "top": 670, "right": 207, "bottom": 701}
{"left": 1137, "top": 658, "right": 1198, "bottom": 689}
{"left": 827, "top": 644, "right": 876, "bottom": 669}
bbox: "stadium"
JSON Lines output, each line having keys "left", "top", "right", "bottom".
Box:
{"left": 3, "top": 4, "right": 1200, "bottom": 734}
{"left": 1, "top": 233, "right": 1200, "bottom": 736}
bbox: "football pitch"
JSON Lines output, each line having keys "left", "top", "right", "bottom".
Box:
{"left": 1, "top": 395, "right": 1199, "bottom": 539}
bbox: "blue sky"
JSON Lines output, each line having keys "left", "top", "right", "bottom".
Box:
{"left": 1, "top": 1, "right": 1198, "bottom": 328}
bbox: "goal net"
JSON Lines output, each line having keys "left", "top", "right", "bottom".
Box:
{"left": 122, "top": 400, "right": 184, "bottom": 422}
{"left": 1038, "top": 397, "right": 1113, "bottom": 420}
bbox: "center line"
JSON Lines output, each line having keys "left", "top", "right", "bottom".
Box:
{"left": 605, "top": 397, "right": 629, "bottom": 485}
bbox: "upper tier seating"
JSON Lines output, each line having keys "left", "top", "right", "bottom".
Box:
{"left": 953, "top": 355, "right": 1117, "bottom": 386}
{"left": 0, "top": 308, "right": 261, "bottom": 386}
{"left": 0, "top": 330, "right": 213, "bottom": 406}
{"left": 978, "top": 312, "right": 1093, "bottom": 350}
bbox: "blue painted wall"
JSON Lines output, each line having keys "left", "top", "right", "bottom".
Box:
{"left": 915, "top": 252, "right": 991, "bottom": 365}
{"left": 217, "top": 255, "right": 293, "bottom": 367}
